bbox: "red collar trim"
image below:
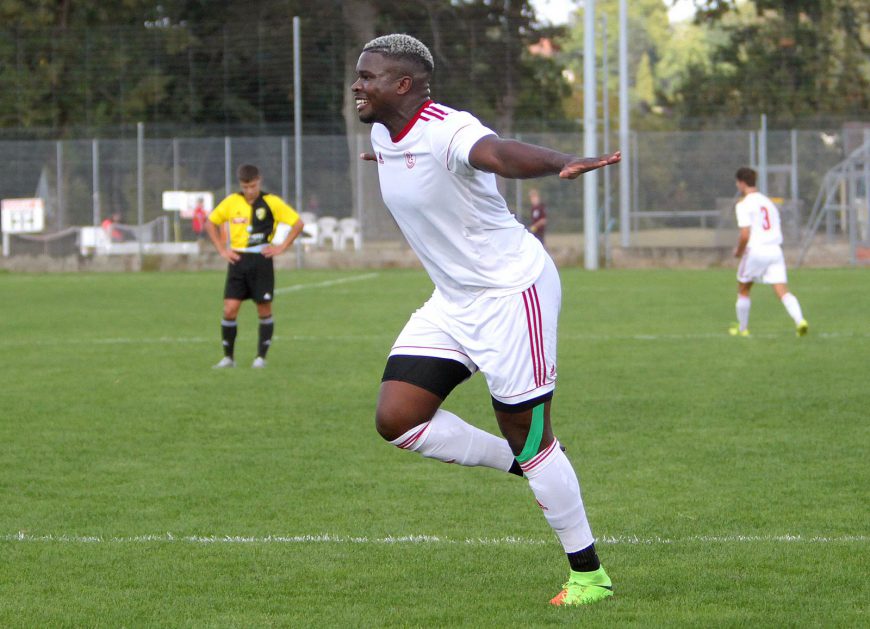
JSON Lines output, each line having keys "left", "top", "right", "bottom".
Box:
{"left": 391, "top": 100, "right": 433, "bottom": 143}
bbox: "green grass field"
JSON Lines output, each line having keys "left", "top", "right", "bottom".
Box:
{"left": 1, "top": 266, "right": 867, "bottom": 627}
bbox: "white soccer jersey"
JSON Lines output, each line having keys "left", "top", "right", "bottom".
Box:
{"left": 370, "top": 100, "right": 547, "bottom": 306}
{"left": 735, "top": 191, "right": 783, "bottom": 247}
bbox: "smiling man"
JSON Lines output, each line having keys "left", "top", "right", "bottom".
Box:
{"left": 353, "top": 34, "right": 621, "bottom": 607}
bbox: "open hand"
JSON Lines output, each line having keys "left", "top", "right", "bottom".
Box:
{"left": 559, "top": 150, "right": 621, "bottom": 179}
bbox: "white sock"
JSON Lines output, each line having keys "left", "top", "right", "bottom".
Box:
{"left": 781, "top": 292, "right": 804, "bottom": 324}
{"left": 736, "top": 296, "right": 751, "bottom": 331}
{"left": 389, "top": 409, "right": 516, "bottom": 472}
{"left": 521, "top": 439, "right": 594, "bottom": 553}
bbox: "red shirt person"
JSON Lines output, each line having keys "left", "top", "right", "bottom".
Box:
{"left": 528, "top": 188, "right": 548, "bottom": 245}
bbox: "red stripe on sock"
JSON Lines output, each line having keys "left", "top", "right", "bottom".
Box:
{"left": 520, "top": 439, "right": 559, "bottom": 473}
{"left": 396, "top": 423, "right": 430, "bottom": 450}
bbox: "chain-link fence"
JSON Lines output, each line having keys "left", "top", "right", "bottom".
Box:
{"left": 0, "top": 123, "right": 866, "bottom": 261}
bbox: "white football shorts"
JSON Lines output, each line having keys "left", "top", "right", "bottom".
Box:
{"left": 737, "top": 244, "right": 787, "bottom": 284}
{"left": 389, "top": 257, "right": 561, "bottom": 406}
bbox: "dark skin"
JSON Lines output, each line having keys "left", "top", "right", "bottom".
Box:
{"left": 353, "top": 50, "right": 619, "bottom": 457}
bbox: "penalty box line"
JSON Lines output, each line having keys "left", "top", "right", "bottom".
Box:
{"left": 4, "top": 532, "right": 867, "bottom": 546}
{"left": 274, "top": 272, "right": 380, "bottom": 294}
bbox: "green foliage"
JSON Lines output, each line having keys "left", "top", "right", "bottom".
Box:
{"left": 0, "top": 0, "right": 575, "bottom": 136}
{"left": 673, "top": 0, "right": 870, "bottom": 125}
{"left": 0, "top": 0, "right": 863, "bottom": 134}
{"left": 561, "top": 0, "right": 673, "bottom": 126}
{"left": 0, "top": 267, "right": 868, "bottom": 626}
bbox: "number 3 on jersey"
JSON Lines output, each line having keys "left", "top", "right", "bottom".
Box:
{"left": 760, "top": 206, "right": 771, "bottom": 230}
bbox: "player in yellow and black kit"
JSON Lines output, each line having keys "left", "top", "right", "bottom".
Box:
{"left": 205, "top": 164, "right": 304, "bottom": 369}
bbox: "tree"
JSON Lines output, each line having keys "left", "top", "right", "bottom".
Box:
{"left": 672, "top": 0, "right": 870, "bottom": 124}
{"left": 559, "top": 0, "right": 673, "bottom": 127}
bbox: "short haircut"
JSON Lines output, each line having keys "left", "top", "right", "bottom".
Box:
{"left": 237, "top": 164, "right": 260, "bottom": 182}
{"left": 735, "top": 167, "right": 757, "bottom": 187}
{"left": 362, "top": 34, "right": 434, "bottom": 74}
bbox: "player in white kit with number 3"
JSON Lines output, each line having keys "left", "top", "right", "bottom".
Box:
{"left": 353, "top": 34, "right": 621, "bottom": 607}
{"left": 731, "top": 167, "right": 809, "bottom": 337}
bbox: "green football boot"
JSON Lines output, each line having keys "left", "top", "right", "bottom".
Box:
{"left": 729, "top": 323, "right": 750, "bottom": 337}
{"left": 549, "top": 566, "right": 613, "bottom": 606}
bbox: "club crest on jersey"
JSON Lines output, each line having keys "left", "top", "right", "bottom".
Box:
{"left": 255, "top": 208, "right": 266, "bottom": 221}
{"left": 404, "top": 152, "right": 416, "bottom": 169}
{"left": 378, "top": 152, "right": 384, "bottom": 164}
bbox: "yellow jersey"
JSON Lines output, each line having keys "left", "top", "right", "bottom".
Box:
{"left": 209, "top": 192, "right": 300, "bottom": 251}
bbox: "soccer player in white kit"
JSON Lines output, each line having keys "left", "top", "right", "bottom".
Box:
{"left": 731, "top": 167, "right": 809, "bottom": 337}
{"left": 352, "top": 34, "right": 621, "bottom": 607}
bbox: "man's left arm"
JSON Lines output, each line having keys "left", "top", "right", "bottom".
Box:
{"left": 263, "top": 219, "right": 304, "bottom": 258}
{"left": 469, "top": 135, "right": 620, "bottom": 180}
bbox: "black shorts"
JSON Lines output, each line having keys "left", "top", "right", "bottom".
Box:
{"left": 224, "top": 252, "right": 274, "bottom": 303}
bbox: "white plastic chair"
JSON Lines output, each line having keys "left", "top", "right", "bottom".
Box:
{"left": 336, "top": 217, "right": 362, "bottom": 250}
{"left": 295, "top": 214, "right": 319, "bottom": 248}
{"left": 316, "top": 216, "right": 338, "bottom": 249}
{"left": 79, "top": 226, "right": 109, "bottom": 255}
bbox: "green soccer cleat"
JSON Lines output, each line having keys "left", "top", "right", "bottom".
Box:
{"left": 549, "top": 566, "right": 613, "bottom": 607}
{"left": 728, "top": 324, "right": 750, "bottom": 337}
{"left": 796, "top": 319, "right": 809, "bottom": 337}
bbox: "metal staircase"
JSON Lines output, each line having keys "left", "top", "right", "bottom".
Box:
{"left": 797, "top": 138, "right": 870, "bottom": 267}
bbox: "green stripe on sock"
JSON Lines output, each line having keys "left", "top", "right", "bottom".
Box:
{"left": 516, "top": 404, "right": 545, "bottom": 464}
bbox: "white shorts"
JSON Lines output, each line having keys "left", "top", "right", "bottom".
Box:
{"left": 390, "top": 257, "right": 561, "bottom": 406}
{"left": 737, "top": 245, "right": 787, "bottom": 284}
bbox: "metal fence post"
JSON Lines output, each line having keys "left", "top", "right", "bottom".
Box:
{"left": 137, "top": 122, "right": 145, "bottom": 265}
{"left": 759, "top": 114, "right": 768, "bottom": 192}
{"left": 583, "top": 0, "right": 599, "bottom": 270}
{"left": 92, "top": 139, "right": 100, "bottom": 227}
{"left": 56, "top": 141, "right": 64, "bottom": 229}
{"left": 224, "top": 136, "right": 232, "bottom": 198}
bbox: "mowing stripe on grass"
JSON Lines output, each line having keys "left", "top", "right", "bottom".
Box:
{"left": 274, "top": 272, "right": 379, "bottom": 294}
{"left": 4, "top": 532, "right": 866, "bottom": 545}
{"left": 3, "top": 330, "right": 868, "bottom": 349}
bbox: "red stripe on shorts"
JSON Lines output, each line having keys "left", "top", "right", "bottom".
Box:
{"left": 530, "top": 286, "right": 547, "bottom": 383}
{"left": 522, "top": 289, "right": 542, "bottom": 386}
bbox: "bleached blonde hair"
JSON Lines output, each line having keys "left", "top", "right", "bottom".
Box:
{"left": 362, "top": 34, "right": 434, "bottom": 73}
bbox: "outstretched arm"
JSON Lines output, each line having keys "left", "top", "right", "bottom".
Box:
{"left": 468, "top": 135, "right": 621, "bottom": 180}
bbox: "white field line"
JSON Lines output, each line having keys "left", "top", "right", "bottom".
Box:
{"left": 3, "top": 532, "right": 866, "bottom": 546}
{"left": 2, "top": 330, "right": 867, "bottom": 349}
{"left": 562, "top": 331, "right": 870, "bottom": 341}
{"left": 274, "top": 272, "right": 380, "bottom": 294}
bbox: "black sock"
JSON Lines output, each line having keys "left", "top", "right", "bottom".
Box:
{"left": 567, "top": 543, "right": 601, "bottom": 573}
{"left": 258, "top": 316, "right": 274, "bottom": 358}
{"left": 221, "top": 319, "right": 237, "bottom": 358}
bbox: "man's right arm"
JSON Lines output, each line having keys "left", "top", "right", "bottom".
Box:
{"left": 733, "top": 227, "right": 750, "bottom": 258}
{"left": 205, "top": 220, "right": 239, "bottom": 263}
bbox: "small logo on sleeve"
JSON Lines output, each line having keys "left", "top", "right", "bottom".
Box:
{"left": 378, "top": 152, "right": 385, "bottom": 164}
